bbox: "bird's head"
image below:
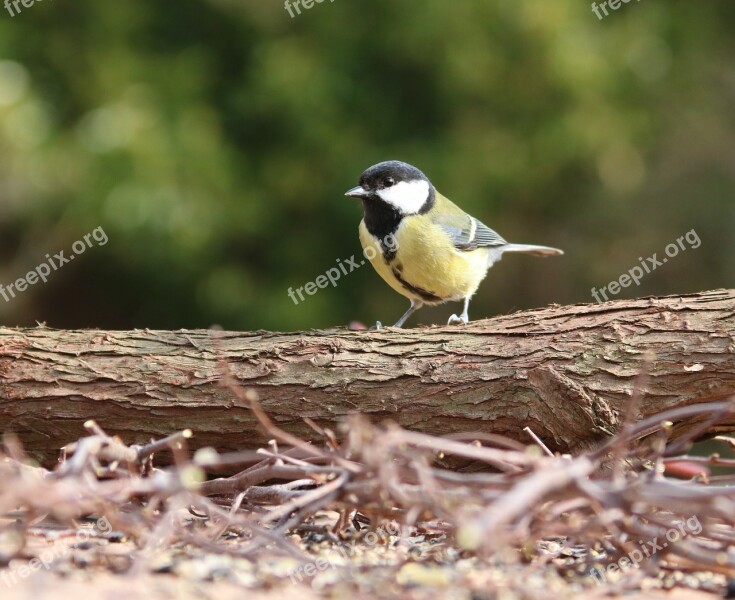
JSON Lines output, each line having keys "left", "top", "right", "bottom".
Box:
{"left": 345, "top": 160, "right": 435, "bottom": 215}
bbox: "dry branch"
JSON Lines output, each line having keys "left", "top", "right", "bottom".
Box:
{"left": 1, "top": 289, "right": 734, "bottom": 463}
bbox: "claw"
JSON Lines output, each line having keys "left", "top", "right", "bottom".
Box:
{"left": 374, "top": 321, "right": 383, "bottom": 330}
{"left": 447, "top": 314, "right": 468, "bottom": 325}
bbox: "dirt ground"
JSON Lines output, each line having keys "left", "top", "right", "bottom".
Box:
{"left": 0, "top": 568, "right": 727, "bottom": 600}
{"left": 0, "top": 519, "right": 730, "bottom": 600}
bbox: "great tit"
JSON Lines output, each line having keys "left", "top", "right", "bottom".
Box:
{"left": 345, "top": 160, "right": 563, "bottom": 328}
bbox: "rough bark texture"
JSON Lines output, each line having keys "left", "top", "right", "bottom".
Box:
{"left": 1, "top": 289, "right": 734, "bottom": 464}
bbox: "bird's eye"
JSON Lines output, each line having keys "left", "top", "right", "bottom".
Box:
{"left": 383, "top": 177, "right": 395, "bottom": 188}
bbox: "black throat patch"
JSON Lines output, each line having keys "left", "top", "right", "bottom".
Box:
{"left": 360, "top": 187, "right": 435, "bottom": 262}
{"left": 361, "top": 196, "right": 402, "bottom": 261}
{"left": 361, "top": 196, "right": 402, "bottom": 238}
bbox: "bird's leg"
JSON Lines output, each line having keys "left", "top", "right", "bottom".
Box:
{"left": 393, "top": 300, "right": 422, "bottom": 328}
{"left": 448, "top": 297, "right": 471, "bottom": 325}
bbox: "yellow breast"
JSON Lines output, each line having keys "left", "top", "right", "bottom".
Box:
{"left": 358, "top": 217, "right": 490, "bottom": 305}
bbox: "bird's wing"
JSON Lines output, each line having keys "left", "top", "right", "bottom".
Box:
{"left": 431, "top": 194, "right": 507, "bottom": 251}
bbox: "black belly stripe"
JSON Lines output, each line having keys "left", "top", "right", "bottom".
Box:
{"left": 391, "top": 267, "right": 442, "bottom": 303}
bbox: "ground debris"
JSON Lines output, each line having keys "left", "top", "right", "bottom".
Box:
{"left": 1, "top": 392, "right": 735, "bottom": 599}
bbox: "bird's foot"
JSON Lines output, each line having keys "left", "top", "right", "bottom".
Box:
{"left": 447, "top": 314, "right": 468, "bottom": 325}
{"left": 374, "top": 321, "right": 383, "bottom": 330}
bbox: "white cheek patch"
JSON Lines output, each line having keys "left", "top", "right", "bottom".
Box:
{"left": 377, "top": 180, "right": 430, "bottom": 214}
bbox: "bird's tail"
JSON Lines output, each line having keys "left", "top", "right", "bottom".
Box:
{"left": 487, "top": 244, "right": 563, "bottom": 266}
{"left": 501, "top": 244, "right": 564, "bottom": 257}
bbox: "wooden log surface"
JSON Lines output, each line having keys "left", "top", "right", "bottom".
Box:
{"left": 1, "top": 289, "right": 734, "bottom": 464}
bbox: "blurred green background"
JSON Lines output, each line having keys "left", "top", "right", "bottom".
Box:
{"left": 0, "top": 0, "right": 733, "bottom": 331}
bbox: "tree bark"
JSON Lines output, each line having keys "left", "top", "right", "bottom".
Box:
{"left": 1, "top": 289, "right": 734, "bottom": 464}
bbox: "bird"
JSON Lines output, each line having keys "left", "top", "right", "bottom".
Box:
{"left": 345, "top": 160, "right": 563, "bottom": 328}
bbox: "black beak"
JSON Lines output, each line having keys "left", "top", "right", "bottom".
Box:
{"left": 345, "top": 186, "right": 369, "bottom": 198}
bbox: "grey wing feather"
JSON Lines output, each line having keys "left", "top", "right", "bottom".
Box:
{"left": 470, "top": 219, "right": 507, "bottom": 249}
{"left": 439, "top": 215, "right": 508, "bottom": 251}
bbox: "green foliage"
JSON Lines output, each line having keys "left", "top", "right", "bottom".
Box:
{"left": 0, "top": 0, "right": 733, "bottom": 329}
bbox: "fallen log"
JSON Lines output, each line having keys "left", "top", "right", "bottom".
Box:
{"left": 1, "top": 289, "right": 734, "bottom": 464}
